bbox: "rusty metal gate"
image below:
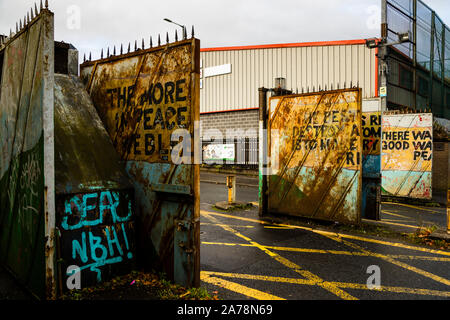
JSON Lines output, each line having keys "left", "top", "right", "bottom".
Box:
{"left": 381, "top": 113, "right": 433, "bottom": 200}
{"left": 265, "top": 89, "right": 362, "bottom": 224}
{"left": 80, "top": 37, "right": 201, "bottom": 287}
{"left": 0, "top": 8, "right": 55, "bottom": 299}
{"left": 362, "top": 112, "right": 381, "bottom": 220}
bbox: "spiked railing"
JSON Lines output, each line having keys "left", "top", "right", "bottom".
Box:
{"left": 0, "top": 0, "right": 50, "bottom": 50}
{"left": 82, "top": 25, "right": 196, "bottom": 63}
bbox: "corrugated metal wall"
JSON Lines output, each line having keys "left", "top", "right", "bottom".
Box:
{"left": 200, "top": 42, "right": 378, "bottom": 113}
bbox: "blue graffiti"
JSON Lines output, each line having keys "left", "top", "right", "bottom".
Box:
{"left": 62, "top": 191, "right": 134, "bottom": 283}
{"left": 71, "top": 223, "right": 133, "bottom": 282}
{"left": 62, "top": 191, "right": 132, "bottom": 231}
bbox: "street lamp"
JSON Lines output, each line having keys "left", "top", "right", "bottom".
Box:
{"left": 365, "top": 31, "right": 412, "bottom": 112}
{"left": 163, "top": 18, "right": 187, "bottom": 39}
{"left": 365, "top": 32, "right": 411, "bottom": 50}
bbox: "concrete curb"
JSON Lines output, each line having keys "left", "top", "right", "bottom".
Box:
{"left": 429, "top": 230, "right": 450, "bottom": 241}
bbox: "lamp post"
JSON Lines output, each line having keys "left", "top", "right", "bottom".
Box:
{"left": 163, "top": 18, "right": 187, "bottom": 39}
{"left": 365, "top": 32, "right": 411, "bottom": 112}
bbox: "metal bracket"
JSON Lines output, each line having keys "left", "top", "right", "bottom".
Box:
{"left": 178, "top": 241, "right": 195, "bottom": 254}
{"left": 175, "top": 219, "right": 192, "bottom": 232}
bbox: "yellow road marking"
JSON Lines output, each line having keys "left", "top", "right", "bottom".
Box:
{"left": 263, "top": 226, "right": 294, "bottom": 229}
{"left": 381, "top": 202, "right": 441, "bottom": 214}
{"left": 382, "top": 210, "right": 415, "bottom": 220}
{"left": 201, "top": 271, "right": 317, "bottom": 286}
{"left": 201, "top": 242, "right": 450, "bottom": 262}
{"left": 201, "top": 210, "right": 450, "bottom": 257}
{"left": 321, "top": 234, "right": 450, "bottom": 287}
{"left": 201, "top": 222, "right": 255, "bottom": 229}
{"left": 202, "top": 271, "right": 450, "bottom": 298}
{"left": 200, "top": 273, "right": 285, "bottom": 300}
{"left": 375, "top": 220, "right": 426, "bottom": 230}
{"left": 202, "top": 212, "right": 358, "bottom": 300}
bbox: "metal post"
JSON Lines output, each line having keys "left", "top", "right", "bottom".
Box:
{"left": 413, "top": 0, "right": 417, "bottom": 111}
{"left": 442, "top": 23, "right": 445, "bottom": 114}
{"left": 447, "top": 190, "right": 450, "bottom": 234}
{"left": 227, "top": 176, "right": 236, "bottom": 204}
{"left": 429, "top": 11, "right": 435, "bottom": 111}
{"left": 380, "top": 0, "right": 388, "bottom": 112}
{"left": 259, "top": 87, "right": 269, "bottom": 217}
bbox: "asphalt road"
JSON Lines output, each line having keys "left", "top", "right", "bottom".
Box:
{"left": 199, "top": 171, "right": 450, "bottom": 300}
{"left": 1, "top": 171, "right": 448, "bottom": 301}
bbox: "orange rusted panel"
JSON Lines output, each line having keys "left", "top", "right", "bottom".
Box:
{"left": 267, "top": 89, "right": 362, "bottom": 224}
{"left": 381, "top": 113, "right": 433, "bottom": 199}
{"left": 80, "top": 38, "right": 201, "bottom": 288}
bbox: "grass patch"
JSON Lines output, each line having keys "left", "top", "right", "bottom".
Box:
{"left": 212, "top": 203, "right": 254, "bottom": 213}
{"left": 60, "top": 270, "right": 219, "bottom": 301}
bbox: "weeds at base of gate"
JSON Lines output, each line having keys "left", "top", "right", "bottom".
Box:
{"left": 212, "top": 203, "right": 254, "bottom": 213}
{"left": 60, "top": 270, "right": 219, "bottom": 300}
{"left": 406, "top": 226, "right": 450, "bottom": 250}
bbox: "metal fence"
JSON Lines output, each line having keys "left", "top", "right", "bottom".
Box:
{"left": 201, "top": 137, "right": 259, "bottom": 169}
{"left": 384, "top": 0, "right": 450, "bottom": 117}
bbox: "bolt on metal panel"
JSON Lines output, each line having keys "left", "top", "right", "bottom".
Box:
{"left": 267, "top": 89, "right": 362, "bottom": 225}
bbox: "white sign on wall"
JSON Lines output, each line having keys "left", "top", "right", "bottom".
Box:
{"left": 204, "top": 64, "right": 232, "bottom": 78}
{"left": 203, "top": 144, "right": 235, "bottom": 162}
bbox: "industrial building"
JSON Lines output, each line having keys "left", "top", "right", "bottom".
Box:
{"left": 199, "top": 39, "right": 381, "bottom": 138}
{"left": 198, "top": 35, "right": 449, "bottom": 198}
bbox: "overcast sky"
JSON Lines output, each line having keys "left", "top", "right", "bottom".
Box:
{"left": 1, "top": 0, "right": 449, "bottom": 61}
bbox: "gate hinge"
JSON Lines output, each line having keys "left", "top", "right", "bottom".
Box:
{"left": 175, "top": 219, "right": 195, "bottom": 231}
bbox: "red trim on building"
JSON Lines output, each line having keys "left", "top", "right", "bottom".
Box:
{"left": 375, "top": 46, "right": 379, "bottom": 97}
{"left": 201, "top": 108, "right": 259, "bottom": 115}
{"left": 200, "top": 39, "right": 369, "bottom": 52}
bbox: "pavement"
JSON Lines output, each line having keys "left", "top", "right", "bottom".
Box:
{"left": 199, "top": 171, "right": 450, "bottom": 300}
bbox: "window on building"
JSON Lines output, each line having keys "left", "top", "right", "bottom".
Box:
{"left": 417, "top": 76, "right": 429, "bottom": 97}
{"left": 399, "top": 64, "right": 413, "bottom": 91}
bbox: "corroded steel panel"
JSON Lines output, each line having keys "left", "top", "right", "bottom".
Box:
{"left": 0, "top": 10, "right": 54, "bottom": 299}
{"left": 80, "top": 38, "right": 200, "bottom": 287}
{"left": 268, "top": 89, "right": 362, "bottom": 224}
{"left": 381, "top": 113, "right": 433, "bottom": 199}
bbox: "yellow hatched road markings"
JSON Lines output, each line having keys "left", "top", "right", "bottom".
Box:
{"left": 201, "top": 241, "right": 450, "bottom": 262}
{"left": 374, "top": 219, "right": 429, "bottom": 230}
{"left": 201, "top": 271, "right": 450, "bottom": 298}
{"left": 381, "top": 202, "right": 441, "bottom": 214}
{"left": 202, "top": 211, "right": 358, "bottom": 300}
{"left": 381, "top": 210, "right": 416, "bottom": 220}
{"left": 201, "top": 274, "right": 285, "bottom": 300}
{"left": 320, "top": 233, "right": 450, "bottom": 287}
{"left": 201, "top": 210, "right": 450, "bottom": 257}
{"left": 201, "top": 222, "right": 255, "bottom": 229}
